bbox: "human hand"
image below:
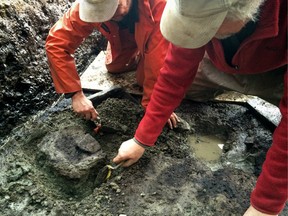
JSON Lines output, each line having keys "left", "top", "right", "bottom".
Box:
{"left": 113, "top": 138, "right": 145, "bottom": 167}
{"left": 72, "top": 91, "right": 98, "bottom": 120}
{"left": 243, "top": 206, "right": 278, "bottom": 216}
{"left": 167, "top": 112, "right": 180, "bottom": 129}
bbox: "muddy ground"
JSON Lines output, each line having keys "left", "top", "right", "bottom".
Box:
{"left": 0, "top": 0, "right": 287, "bottom": 215}
{"left": 1, "top": 92, "right": 287, "bottom": 215}
{"left": 0, "top": 0, "right": 105, "bottom": 140}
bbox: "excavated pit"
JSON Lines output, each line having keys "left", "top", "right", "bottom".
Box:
{"left": 0, "top": 0, "right": 286, "bottom": 215}
{"left": 1, "top": 93, "right": 286, "bottom": 215}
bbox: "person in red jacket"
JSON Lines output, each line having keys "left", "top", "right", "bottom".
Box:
{"left": 45, "top": 0, "right": 179, "bottom": 128}
{"left": 113, "top": 0, "right": 287, "bottom": 215}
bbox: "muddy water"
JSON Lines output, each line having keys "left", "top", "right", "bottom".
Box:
{"left": 188, "top": 134, "right": 224, "bottom": 162}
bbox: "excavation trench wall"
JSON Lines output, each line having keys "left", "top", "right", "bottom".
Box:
{"left": 0, "top": 0, "right": 105, "bottom": 140}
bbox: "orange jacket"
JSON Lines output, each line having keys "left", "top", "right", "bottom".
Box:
{"left": 45, "top": 0, "right": 168, "bottom": 108}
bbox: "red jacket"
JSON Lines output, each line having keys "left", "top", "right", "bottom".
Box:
{"left": 135, "top": 0, "right": 287, "bottom": 214}
{"left": 45, "top": 0, "right": 168, "bottom": 108}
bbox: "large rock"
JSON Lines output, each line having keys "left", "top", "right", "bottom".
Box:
{"left": 38, "top": 125, "right": 105, "bottom": 179}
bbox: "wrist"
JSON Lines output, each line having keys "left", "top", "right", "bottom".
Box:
{"left": 133, "top": 137, "right": 148, "bottom": 149}
{"left": 64, "top": 90, "right": 82, "bottom": 99}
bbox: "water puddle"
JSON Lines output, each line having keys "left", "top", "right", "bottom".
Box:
{"left": 188, "top": 134, "right": 225, "bottom": 162}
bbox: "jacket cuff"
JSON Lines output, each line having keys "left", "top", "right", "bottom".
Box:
{"left": 133, "top": 137, "right": 150, "bottom": 149}
{"left": 64, "top": 91, "right": 78, "bottom": 99}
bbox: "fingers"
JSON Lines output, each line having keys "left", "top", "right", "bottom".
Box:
{"left": 113, "top": 138, "right": 146, "bottom": 167}
{"left": 90, "top": 109, "right": 99, "bottom": 120}
{"left": 168, "top": 112, "right": 180, "bottom": 129}
{"left": 167, "top": 119, "right": 173, "bottom": 129}
{"left": 81, "top": 108, "right": 98, "bottom": 120}
{"left": 113, "top": 154, "right": 124, "bottom": 164}
{"left": 113, "top": 152, "right": 139, "bottom": 167}
{"left": 72, "top": 92, "right": 99, "bottom": 121}
{"left": 173, "top": 113, "right": 180, "bottom": 122}
{"left": 77, "top": 108, "right": 98, "bottom": 120}
{"left": 121, "top": 159, "right": 137, "bottom": 167}
{"left": 83, "top": 112, "right": 91, "bottom": 120}
{"left": 113, "top": 155, "right": 136, "bottom": 167}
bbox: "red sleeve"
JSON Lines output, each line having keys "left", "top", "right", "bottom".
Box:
{"left": 45, "top": 2, "right": 99, "bottom": 93}
{"left": 251, "top": 72, "right": 288, "bottom": 214}
{"left": 139, "top": 0, "right": 169, "bottom": 108}
{"left": 135, "top": 44, "right": 205, "bottom": 145}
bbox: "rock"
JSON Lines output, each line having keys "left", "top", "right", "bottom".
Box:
{"left": 174, "top": 116, "right": 191, "bottom": 132}
{"left": 38, "top": 125, "right": 106, "bottom": 179}
{"left": 76, "top": 134, "right": 101, "bottom": 154}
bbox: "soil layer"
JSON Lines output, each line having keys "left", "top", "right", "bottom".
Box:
{"left": 1, "top": 95, "right": 286, "bottom": 216}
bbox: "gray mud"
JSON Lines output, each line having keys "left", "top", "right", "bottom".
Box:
{"left": 0, "top": 1, "right": 287, "bottom": 215}
{"left": 1, "top": 95, "right": 286, "bottom": 216}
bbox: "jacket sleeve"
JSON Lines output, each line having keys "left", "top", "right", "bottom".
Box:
{"left": 139, "top": 0, "right": 169, "bottom": 108}
{"left": 135, "top": 44, "right": 205, "bottom": 145}
{"left": 250, "top": 72, "right": 288, "bottom": 215}
{"left": 45, "top": 2, "right": 98, "bottom": 93}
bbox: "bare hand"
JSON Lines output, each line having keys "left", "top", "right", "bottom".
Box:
{"left": 72, "top": 91, "right": 98, "bottom": 120}
{"left": 113, "top": 138, "right": 145, "bottom": 167}
{"left": 243, "top": 206, "right": 278, "bottom": 216}
{"left": 167, "top": 112, "right": 180, "bottom": 129}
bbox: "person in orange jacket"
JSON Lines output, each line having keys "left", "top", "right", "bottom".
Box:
{"left": 45, "top": 0, "right": 179, "bottom": 128}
